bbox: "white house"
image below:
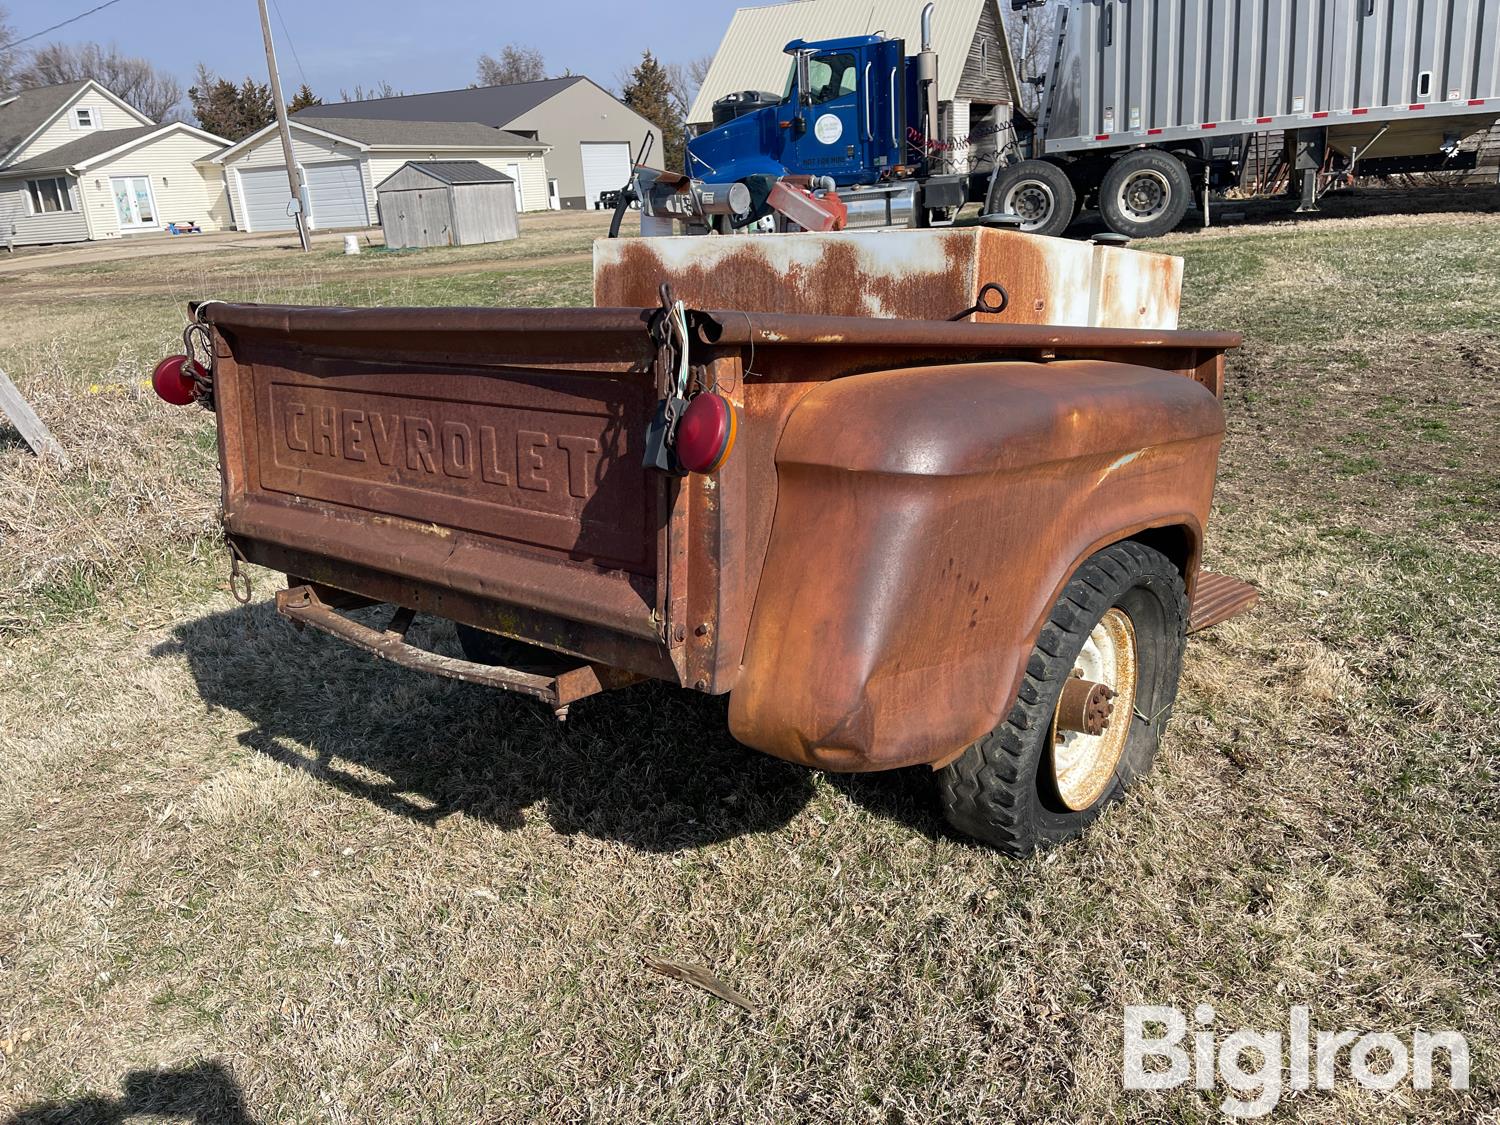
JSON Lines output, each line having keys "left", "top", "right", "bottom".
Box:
{"left": 209, "top": 116, "right": 551, "bottom": 232}
{"left": 0, "top": 79, "right": 231, "bottom": 246}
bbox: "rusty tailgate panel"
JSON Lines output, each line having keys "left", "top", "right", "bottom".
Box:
{"left": 205, "top": 305, "right": 676, "bottom": 674}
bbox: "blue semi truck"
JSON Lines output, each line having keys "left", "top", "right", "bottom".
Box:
{"left": 627, "top": 0, "right": 1500, "bottom": 240}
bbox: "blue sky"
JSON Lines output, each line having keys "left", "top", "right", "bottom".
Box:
{"left": 4, "top": 0, "right": 743, "bottom": 101}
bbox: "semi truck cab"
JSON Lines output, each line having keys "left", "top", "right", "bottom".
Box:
{"left": 686, "top": 35, "right": 911, "bottom": 187}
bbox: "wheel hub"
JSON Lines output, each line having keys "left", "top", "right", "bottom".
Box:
{"left": 1118, "top": 170, "right": 1170, "bottom": 221}
{"left": 1051, "top": 608, "right": 1138, "bottom": 811}
{"left": 1004, "top": 181, "right": 1054, "bottom": 228}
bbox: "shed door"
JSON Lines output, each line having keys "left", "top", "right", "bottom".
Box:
{"left": 580, "top": 142, "right": 631, "bottom": 208}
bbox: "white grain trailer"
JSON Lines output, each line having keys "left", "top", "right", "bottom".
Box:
{"left": 992, "top": 0, "right": 1500, "bottom": 236}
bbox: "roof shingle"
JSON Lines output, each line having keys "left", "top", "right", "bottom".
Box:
{"left": 294, "top": 77, "right": 584, "bottom": 127}
{"left": 0, "top": 80, "right": 94, "bottom": 164}
{"left": 1, "top": 124, "right": 160, "bottom": 173}
{"left": 296, "top": 116, "right": 543, "bottom": 150}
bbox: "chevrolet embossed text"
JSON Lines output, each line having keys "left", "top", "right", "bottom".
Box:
{"left": 281, "top": 400, "right": 602, "bottom": 499}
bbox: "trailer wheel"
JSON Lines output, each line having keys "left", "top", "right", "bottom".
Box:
{"left": 986, "top": 160, "right": 1076, "bottom": 237}
{"left": 937, "top": 541, "right": 1188, "bottom": 856}
{"left": 1099, "top": 150, "right": 1192, "bottom": 238}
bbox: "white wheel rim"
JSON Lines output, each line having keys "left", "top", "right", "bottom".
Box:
{"left": 1051, "top": 608, "right": 1138, "bottom": 811}
{"left": 1004, "top": 180, "right": 1056, "bottom": 231}
{"left": 1116, "top": 169, "right": 1172, "bottom": 221}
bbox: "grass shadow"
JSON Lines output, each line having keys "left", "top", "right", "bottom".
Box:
{"left": 153, "top": 602, "right": 818, "bottom": 852}
{"left": 3, "top": 1061, "right": 254, "bottom": 1124}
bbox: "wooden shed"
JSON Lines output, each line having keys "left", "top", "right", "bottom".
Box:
{"left": 376, "top": 160, "right": 518, "bottom": 248}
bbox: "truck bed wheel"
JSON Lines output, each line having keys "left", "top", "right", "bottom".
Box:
{"left": 986, "top": 160, "right": 1077, "bottom": 237}
{"left": 937, "top": 542, "right": 1188, "bottom": 856}
{"left": 1099, "top": 150, "right": 1192, "bottom": 238}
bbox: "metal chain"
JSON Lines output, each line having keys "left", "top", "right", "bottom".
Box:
{"left": 181, "top": 320, "right": 216, "bottom": 409}
{"left": 226, "top": 538, "right": 252, "bottom": 605}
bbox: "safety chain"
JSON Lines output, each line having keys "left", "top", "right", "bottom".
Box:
{"left": 226, "top": 536, "right": 253, "bottom": 605}
{"left": 182, "top": 319, "right": 216, "bottom": 411}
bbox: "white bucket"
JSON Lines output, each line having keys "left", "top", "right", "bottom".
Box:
{"left": 343, "top": 235, "right": 361, "bottom": 256}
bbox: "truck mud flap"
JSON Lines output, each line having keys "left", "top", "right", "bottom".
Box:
{"left": 275, "top": 585, "right": 640, "bottom": 717}
{"left": 1188, "top": 571, "right": 1259, "bottom": 633}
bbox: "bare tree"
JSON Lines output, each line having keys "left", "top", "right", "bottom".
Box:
{"left": 0, "top": 5, "right": 21, "bottom": 94}
{"left": 16, "top": 42, "right": 183, "bottom": 120}
{"left": 338, "top": 81, "right": 402, "bottom": 103}
{"left": 664, "top": 54, "right": 713, "bottom": 121}
{"left": 475, "top": 44, "right": 545, "bottom": 88}
{"left": 1007, "top": 2, "right": 1060, "bottom": 117}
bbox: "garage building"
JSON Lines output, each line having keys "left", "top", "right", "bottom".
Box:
{"left": 295, "top": 77, "right": 661, "bottom": 210}
{"left": 209, "top": 116, "right": 549, "bottom": 233}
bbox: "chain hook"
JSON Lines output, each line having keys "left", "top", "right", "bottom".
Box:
{"left": 226, "top": 538, "right": 252, "bottom": 605}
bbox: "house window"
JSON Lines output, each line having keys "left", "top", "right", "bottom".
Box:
{"left": 26, "top": 178, "right": 75, "bottom": 214}
{"left": 73, "top": 107, "right": 98, "bottom": 129}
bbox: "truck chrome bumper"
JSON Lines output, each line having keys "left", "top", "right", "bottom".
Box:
{"left": 274, "top": 585, "right": 640, "bottom": 718}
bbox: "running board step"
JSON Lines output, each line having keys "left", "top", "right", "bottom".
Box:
{"left": 1188, "top": 571, "right": 1260, "bottom": 633}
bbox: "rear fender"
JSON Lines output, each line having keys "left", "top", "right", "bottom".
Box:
{"left": 727, "top": 359, "right": 1224, "bottom": 771}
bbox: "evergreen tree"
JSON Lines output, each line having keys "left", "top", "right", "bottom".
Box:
{"left": 621, "top": 50, "right": 683, "bottom": 172}
{"left": 287, "top": 83, "right": 322, "bottom": 113}
{"left": 188, "top": 65, "right": 276, "bottom": 141}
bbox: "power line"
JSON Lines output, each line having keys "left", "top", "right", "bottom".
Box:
{"left": 269, "top": 0, "right": 309, "bottom": 92}
{"left": 2, "top": 0, "right": 127, "bottom": 51}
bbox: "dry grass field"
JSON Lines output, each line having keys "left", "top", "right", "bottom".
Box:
{"left": 1, "top": 197, "right": 1498, "bottom": 1123}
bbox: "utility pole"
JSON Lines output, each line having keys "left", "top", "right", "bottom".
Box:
{"left": 257, "top": 0, "right": 311, "bottom": 251}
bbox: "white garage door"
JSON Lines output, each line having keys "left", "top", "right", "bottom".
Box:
{"left": 237, "top": 166, "right": 300, "bottom": 231}
{"left": 237, "top": 160, "right": 369, "bottom": 232}
{"left": 580, "top": 142, "right": 631, "bottom": 208}
{"left": 303, "top": 161, "right": 370, "bottom": 229}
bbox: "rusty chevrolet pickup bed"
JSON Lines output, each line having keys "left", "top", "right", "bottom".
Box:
{"left": 173, "top": 229, "right": 1257, "bottom": 854}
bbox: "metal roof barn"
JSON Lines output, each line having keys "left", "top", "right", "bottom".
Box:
{"left": 376, "top": 161, "right": 518, "bottom": 248}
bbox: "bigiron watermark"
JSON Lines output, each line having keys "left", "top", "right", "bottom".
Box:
{"left": 1122, "top": 1004, "right": 1470, "bottom": 1117}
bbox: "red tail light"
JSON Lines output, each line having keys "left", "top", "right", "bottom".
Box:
{"left": 675, "top": 392, "right": 737, "bottom": 474}
{"left": 152, "top": 355, "right": 199, "bottom": 405}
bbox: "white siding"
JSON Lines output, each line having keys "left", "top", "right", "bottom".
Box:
{"left": 366, "top": 150, "right": 549, "bottom": 214}
{"left": 77, "top": 130, "right": 232, "bottom": 237}
{"left": 11, "top": 88, "right": 152, "bottom": 165}
{"left": 0, "top": 175, "right": 90, "bottom": 245}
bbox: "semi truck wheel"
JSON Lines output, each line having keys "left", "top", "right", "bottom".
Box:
{"left": 937, "top": 541, "right": 1188, "bottom": 856}
{"left": 986, "top": 160, "right": 1076, "bottom": 237}
{"left": 1099, "top": 150, "right": 1192, "bottom": 238}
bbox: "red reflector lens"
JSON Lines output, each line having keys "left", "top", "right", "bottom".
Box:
{"left": 152, "top": 354, "right": 198, "bottom": 405}
{"left": 675, "top": 392, "right": 737, "bottom": 474}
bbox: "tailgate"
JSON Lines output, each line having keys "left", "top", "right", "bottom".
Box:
{"left": 203, "top": 304, "right": 687, "bottom": 680}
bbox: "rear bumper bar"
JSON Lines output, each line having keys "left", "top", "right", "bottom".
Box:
{"left": 274, "top": 585, "right": 640, "bottom": 716}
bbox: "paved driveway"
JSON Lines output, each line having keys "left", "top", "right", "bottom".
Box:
{"left": 0, "top": 227, "right": 385, "bottom": 275}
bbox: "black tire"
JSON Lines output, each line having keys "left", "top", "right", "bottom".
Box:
{"left": 985, "top": 160, "right": 1077, "bottom": 237}
{"left": 455, "top": 623, "right": 571, "bottom": 675}
{"left": 1099, "top": 149, "right": 1192, "bottom": 238}
{"left": 938, "top": 541, "right": 1189, "bottom": 856}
